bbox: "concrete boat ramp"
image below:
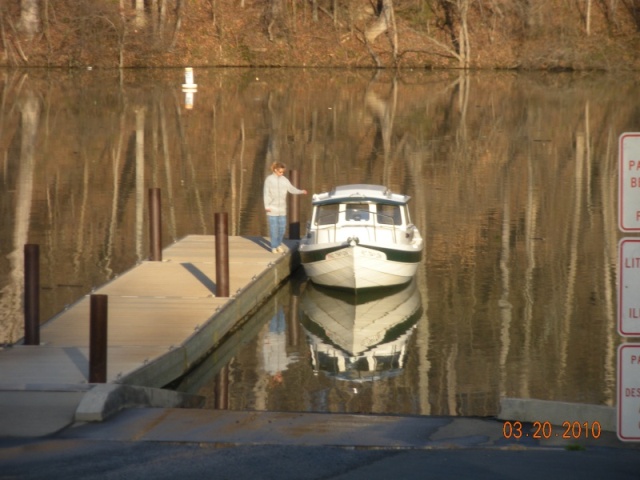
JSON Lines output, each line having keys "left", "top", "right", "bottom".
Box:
{"left": 0, "top": 235, "right": 299, "bottom": 436}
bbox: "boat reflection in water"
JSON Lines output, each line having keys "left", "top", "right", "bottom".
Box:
{"left": 299, "top": 278, "right": 422, "bottom": 383}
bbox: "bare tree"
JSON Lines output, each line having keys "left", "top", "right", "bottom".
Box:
{"left": 160, "top": 0, "right": 168, "bottom": 33}
{"left": 168, "top": 0, "right": 184, "bottom": 51}
{"left": 443, "top": 0, "right": 471, "bottom": 68}
{"left": 18, "top": 0, "right": 40, "bottom": 38}
{"left": 364, "top": 0, "right": 399, "bottom": 66}
{"left": 414, "top": 0, "right": 471, "bottom": 68}
{"left": 1, "top": 8, "right": 28, "bottom": 65}
{"left": 457, "top": 0, "right": 471, "bottom": 66}
{"left": 134, "top": 0, "right": 147, "bottom": 29}
{"left": 150, "top": 0, "right": 159, "bottom": 34}
{"left": 265, "top": 0, "right": 286, "bottom": 41}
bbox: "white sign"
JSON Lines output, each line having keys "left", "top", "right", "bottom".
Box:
{"left": 619, "top": 238, "right": 640, "bottom": 336}
{"left": 618, "top": 344, "right": 640, "bottom": 441}
{"left": 619, "top": 133, "right": 640, "bottom": 232}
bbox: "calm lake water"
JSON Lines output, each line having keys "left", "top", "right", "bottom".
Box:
{"left": 1, "top": 67, "right": 637, "bottom": 417}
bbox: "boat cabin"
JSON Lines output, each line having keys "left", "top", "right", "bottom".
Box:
{"left": 308, "top": 185, "right": 414, "bottom": 245}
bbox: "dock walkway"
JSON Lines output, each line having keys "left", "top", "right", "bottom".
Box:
{"left": 0, "top": 235, "right": 300, "bottom": 435}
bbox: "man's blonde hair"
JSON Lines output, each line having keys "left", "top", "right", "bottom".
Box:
{"left": 271, "top": 162, "right": 286, "bottom": 172}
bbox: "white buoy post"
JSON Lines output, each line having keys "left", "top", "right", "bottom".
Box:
{"left": 182, "top": 67, "right": 198, "bottom": 110}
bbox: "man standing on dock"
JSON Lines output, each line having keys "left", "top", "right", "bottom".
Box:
{"left": 264, "top": 162, "right": 307, "bottom": 253}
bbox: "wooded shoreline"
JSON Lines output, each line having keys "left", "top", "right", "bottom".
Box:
{"left": 3, "top": 1, "right": 640, "bottom": 70}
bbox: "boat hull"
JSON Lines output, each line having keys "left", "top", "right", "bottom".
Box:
{"left": 300, "top": 244, "right": 421, "bottom": 289}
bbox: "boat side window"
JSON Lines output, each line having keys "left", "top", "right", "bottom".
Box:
{"left": 345, "top": 203, "right": 370, "bottom": 221}
{"left": 376, "top": 204, "right": 401, "bottom": 225}
{"left": 315, "top": 204, "right": 339, "bottom": 226}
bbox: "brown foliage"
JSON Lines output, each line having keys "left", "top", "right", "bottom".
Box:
{"left": 1, "top": 0, "right": 639, "bottom": 69}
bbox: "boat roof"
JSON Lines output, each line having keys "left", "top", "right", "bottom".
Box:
{"left": 311, "top": 184, "right": 410, "bottom": 206}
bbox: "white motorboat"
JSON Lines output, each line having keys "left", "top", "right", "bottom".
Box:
{"left": 299, "top": 184, "right": 423, "bottom": 289}
{"left": 300, "top": 278, "right": 422, "bottom": 382}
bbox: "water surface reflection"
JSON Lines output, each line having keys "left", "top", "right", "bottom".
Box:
{"left": 1, "top": 67, "right": 635, "bottom": 416}
{"left": 301, "top": 280, "right": 421, "bottom": 383}
{"left": 173, "top": 276, "right": 428, "bottom": 415}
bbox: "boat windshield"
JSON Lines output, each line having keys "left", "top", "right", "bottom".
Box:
{"left": 314, "top": 204, "right": 339, "bottom": 226}
{"left": 315, "top": 202, "right": 406, "bottom": 226}
{"left": 345, "top": 203, "right": 370, "bottom": 222}
{"left": 376, "top": 204, "right": 402, "bottom": 225}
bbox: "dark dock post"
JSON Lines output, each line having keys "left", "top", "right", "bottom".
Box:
{"left": 89, "top": 294, "right": 108, "bottom": 383}
{"left": 149, "top": 188, "right": 162, "bottom": 261}
{"left": 214, "top": 365, "right": 229, "bottom": 409}
{"left": 215, "top": 212, "right": 230, "bottom": 297}
{"left": 289, "top": 169, "right": 301, "bottom": 240}
{"left": 24, "top": 244, "right": 40, "bottom": 345}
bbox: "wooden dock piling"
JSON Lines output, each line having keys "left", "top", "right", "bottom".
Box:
{"left": 215, "top": 213, "right": 230, "bottom": 297}
{"left": 23, "top": 244, "right": 40, "bottom": 346}
{"left": 289, "top": 169, "right": 301, "bottom": 240}
{"left": 89, "top": 294, "right": 108, "bottom": 383}
{"left": 149, "top": 188, "right": 162, "bottom": 261}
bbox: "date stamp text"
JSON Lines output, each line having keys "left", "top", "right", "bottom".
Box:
{"left": 502, "top": 421, "right": 602, "bottom": 440}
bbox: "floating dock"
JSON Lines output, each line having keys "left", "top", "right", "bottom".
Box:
{"left": 0, "top": 235, "right": 300, "bottom": 433}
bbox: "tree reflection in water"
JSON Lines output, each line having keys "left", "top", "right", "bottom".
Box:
{"left": 0, "top": 68, "right": 630, "bottom": 417}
